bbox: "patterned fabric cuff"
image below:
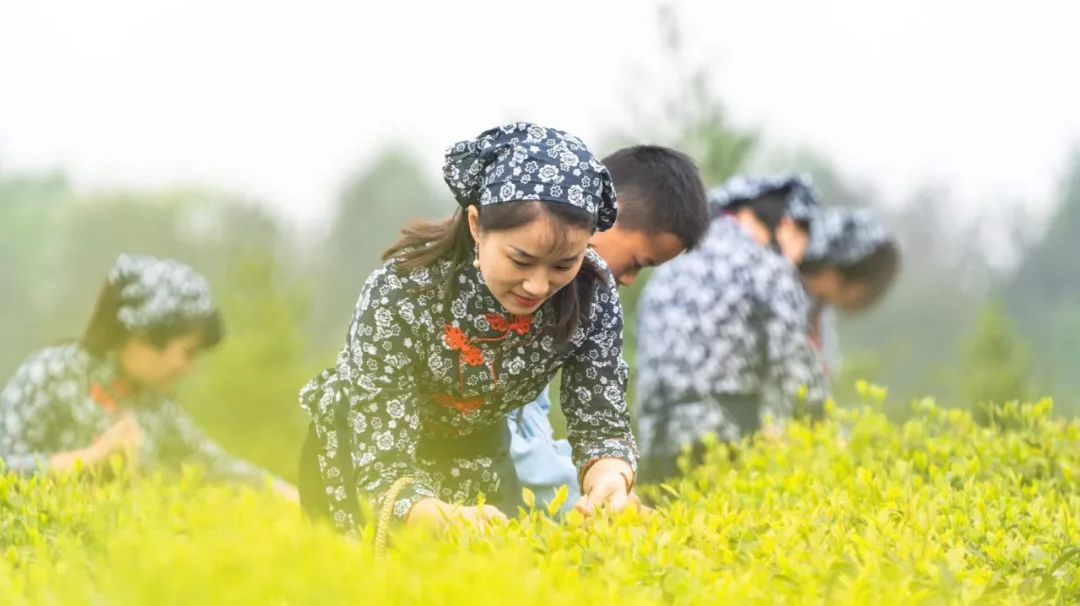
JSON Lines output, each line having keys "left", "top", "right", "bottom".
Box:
{"left": 577, "top": 450, "right": 638, "bottom": 493}
{"left": 577, "top": 438, "right": 639, "bottom": 471}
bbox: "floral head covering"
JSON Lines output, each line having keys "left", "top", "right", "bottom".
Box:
{"left": 107, "top": 254, "right": 214, "bottom": 331}
{"left": 804, "top": 207, "right": 890, "bottom": 266}
{"left": 708, "top": 173, "right": 820, "bottom": 224}
{"left": 442, "top": 122, "right": 618, "bottom": 231}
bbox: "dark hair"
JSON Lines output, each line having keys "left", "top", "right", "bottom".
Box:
{"left": 800, "top": 240, "right": 901, "bottom": 309}
{"left": 602, "top": 146, "right": 709, "bottom": 249}
{"left": 720, "top": 186, "right": 811, "bottom": 235}
{"left": 82, "top": 280, "right": 224, "bottom": 357}
{"left": 384, "top": 201, "right": 602, "bottom": 343}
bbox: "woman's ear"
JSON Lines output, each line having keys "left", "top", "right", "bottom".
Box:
{"left": 466, "top": 205, "right": 482, "bottom": 243}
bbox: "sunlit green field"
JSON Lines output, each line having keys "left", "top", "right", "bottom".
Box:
{"left": 3, "top": 391, "right": 1079, "bottom": 605}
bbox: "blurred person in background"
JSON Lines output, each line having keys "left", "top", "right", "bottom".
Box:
{"left": 799, "top": 207, "right": 901, "bottom": 379}
{"left": 0, "top": 254, "right": 299, "bottom": 500}
{"left": 634, "top": 175, "right": 829, "bottom": 482}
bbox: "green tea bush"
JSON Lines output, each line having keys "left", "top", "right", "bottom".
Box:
{"left": 2, "top": 389, "right": 1079, "bottom": 605}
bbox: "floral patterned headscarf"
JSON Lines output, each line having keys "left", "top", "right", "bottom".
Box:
{"left": 107, "top": 254, "right": 214, "bottom": 331}
{"left": 442, "top": 122, "right": 618, "bottom": 231}
{"left": 804, "top": 207, "right": 890, "bottom": 266}
{"left": 708, "top": 173, "right": 820, "bottom": 224}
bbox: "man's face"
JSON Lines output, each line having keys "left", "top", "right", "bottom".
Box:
{"left": 590, "top": 225, "right": 685, "bottom": 287}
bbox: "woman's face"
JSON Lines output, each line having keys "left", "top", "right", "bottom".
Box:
{"left": 467, "top": 205, "right": 593, "bottom": 316}
{"left": 118, "top": 332, "right": 204, "bottom": 389}
{"left": 802, "top": 269, "right": 873, "bottom": 312}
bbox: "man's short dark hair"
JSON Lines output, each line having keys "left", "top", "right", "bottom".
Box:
{"left": 602, "top": 145, "right": 709, "bottom": 249}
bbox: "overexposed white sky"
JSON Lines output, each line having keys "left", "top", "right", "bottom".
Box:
{"left": 2, "top": 0, "right": 1078, "bottom": 227}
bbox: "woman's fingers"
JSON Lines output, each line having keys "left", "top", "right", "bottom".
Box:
{"left": 116, "top": 415, "right": 144, "bottom": 457}
{"left": 479, "top": 505, "right": 507, "bottom": 522}
{"left": 585, "top": 478, "right": 614, "bottom": 509}
{"left": 274, "top": 480, "right": 300, "bottom": 503}
{"left": 452, "top": 505, "right": 506, "bottom": 531}
{"left": 606, "top": 486, "right": 630, "bottom": 513}
{"left": 575, "top": 472, "right": 631, "bottom": 517}
{"left": 627, "top": 491, "right": 654, "bottom": 514}
{"left": 93, "top": 419, "right": 128, "bottom": 454}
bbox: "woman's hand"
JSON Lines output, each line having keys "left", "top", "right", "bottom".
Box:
{"left": 91, "top": 413, "right": 144, "bottom": 462}
{"left": 626, "top": 490, "right": 654, "bottom": 515}
{"left": 575, "top": 457, "right": 634, "bottom": 517}
{"left": 761, "top": 421, "right": 784, "bottom": 442}
{"left": 49, "top": 414, "right": 144, "bottom": 473}
{"left": 407, "top": 497, "right": 507, "bottom": 530}
{"left": 48, "top": 448, "right": 97, "bottom": 473}
{"left": 272, "top": 479, "right": 301, "bottom": 503}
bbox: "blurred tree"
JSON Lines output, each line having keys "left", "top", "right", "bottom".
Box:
{"left": 835, "top": 184, "right": 989, "bottom": 410}
{"left": 0, "top": 171, "right": 70, "bottom": 375}
{"left": 18, "top": 188, "right": 290, "bottom": 350}
{"left": 960, "top": 300, "right": 1034, "bottom": 423}
{"left": 180, "top": 254, "right": 314, "bottom": 480}
{"left": 1008, "top": 149, "right": 1080, "bottom": 300}
{"left": 311, "top": 146, "right": 446, "bottom": 350}
{"left": 753, "top": 146, "right": 872, "bottom": 208}
{"left": 1005, "top": 147, "right": 1080, "bottom": 409}
{"left": 604, "top": 3, "right": 757, "bottom": 187}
